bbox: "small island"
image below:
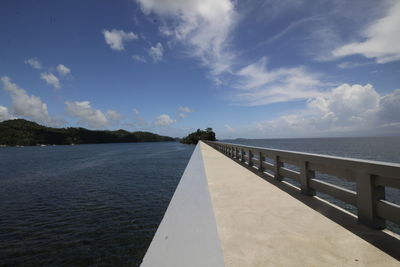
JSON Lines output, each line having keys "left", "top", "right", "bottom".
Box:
{"left": 180, "top": 128, "right": 216, "bottom": 144}
{"left": 0, "top": 119, "right": 175, "bottom": 146}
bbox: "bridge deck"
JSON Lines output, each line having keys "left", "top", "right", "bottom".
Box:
{"left": 142, "top": 142, "right": 399, "bottom": 266}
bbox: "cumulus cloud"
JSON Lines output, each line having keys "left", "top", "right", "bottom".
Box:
{"left": 332, "top": 1, "right": 400, "bottom": 63}
{"left": 0, "top": 106, "right": 14, "bottom": 121}
{"left": 155, "top": 114, "right": 176, "bottom": 126}
{"left": 102, "top": 29, "right": 138, "bottom": 51}
{"left": 24, "top": 58, "right": 42, "bottom": 69}
{"left": 132, "top": 54, "right": 147, "bottom": 62}
{"left": 57, "top": 64, "right": 71, "bottom": 76}
{"left": 40, "top": 72, "right": 61, "bottom": 89}
{"left": 65, "top": 101, "right": 109, "bottom": 128}
{"left": 235, "top": 57, "right": 323, "bottom": 105}
{"left": 148, "top": 42, "right": 164, "bottom": 62}
{"left": 1, "top": 76, "right": 51, "bottom": 124}
{"left": 106, "top": 109, "right": 122, "bottom": 121}
{"left": 251, "top": 84, "right": 400, "bottom": 137}
{"left": 137, "top": 0, "right": 236, "bottom": 78}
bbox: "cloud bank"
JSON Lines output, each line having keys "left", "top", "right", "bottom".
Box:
{"left": 251, "top": 84, "right": 400, "bottom": 137}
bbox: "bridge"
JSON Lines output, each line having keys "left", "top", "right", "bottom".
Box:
{"left": 141, "top": 141, "right": 400, "bottom": 266}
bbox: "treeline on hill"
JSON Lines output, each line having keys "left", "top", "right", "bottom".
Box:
{"left": 180, "top": 128, "right": 216, "bottom": 144}
{"left": 0, "top": 119, "right": 175, "bottom": 146}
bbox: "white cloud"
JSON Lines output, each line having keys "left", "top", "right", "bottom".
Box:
{"left": 234, "top": 57, "right": 323, "bottom": 105}
{"left": 24, "top": 58, "right": 42, "bottom": 70}
{"left": 137, "top": 0, "right": 236, "bottom": 78}
{"left": 1, "top": 76, "right": 51, "bottom": 124}
{"left": 178, "top": 106, "right": 194, "bottom": 113}
{"left": 57, "top": 64, "right": 71, "bottom": 76}
{"left": 65, "top": 101, "right": 109, "bottom": 128}
{"left": 0, "top": 106, "right": 14, "bottom": 121}
{"left": 332, "top": 1, "right": 400, "bottom": 63}
{"left": 132, "top": 54, "right": 147, "bottom": 62}
{"left": 40, "top": 72, "right": 61, "bottom": 89}
{"left": 102, "top": 29, "right": 138, "bottom": 51}
{"left": 155, "top": 114, "right": 176, "bottom": 126}
{"left": 148, "top": 42, "right": 164, "bottom": 62}
{"left": 133, "top": 108, "right": 140, "bottom": 115}
{"left": 250, "top": 84, "right": 400, "bottom": 138}
{"left": 106, "top": 109, "right": 122, "bottom": 121}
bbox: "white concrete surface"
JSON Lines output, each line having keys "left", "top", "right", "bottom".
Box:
{"left": 200, "top": 142, "right": 399, "bottom": 267}
{"left": 140, "top": 144, "right": 224, "bottom": 267}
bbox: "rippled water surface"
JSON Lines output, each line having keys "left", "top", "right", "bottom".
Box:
{"left": 0, "top": 142, "right": 194, "bottom": 266}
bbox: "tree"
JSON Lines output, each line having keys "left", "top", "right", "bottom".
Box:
{"left": 180, "top": 128, "right": 216, "bottom": 144}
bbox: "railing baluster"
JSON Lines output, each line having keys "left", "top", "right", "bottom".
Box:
{"left": 300, "top": 161, "right": 316, "bottom": 196}
{"left": 248, "top": 150, "right": 253, "bottom": 167}
{"left": 258, "top": 152, "right": 264, "bottom": 173}
{"left": 356, "top": 172, "right": 386, "bottom": 229}
{"left": 241, "top": 148, "right": 245, "bottom": 163}
{"left": 274, "top": 155, "right": 283, "bottom": 181}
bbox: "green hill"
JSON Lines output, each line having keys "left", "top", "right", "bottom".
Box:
{"left": 0, "top": 119, "right": 175, "bottom": 146}
{"left": 180, "top": 128, "right": 216, "bottom": 144}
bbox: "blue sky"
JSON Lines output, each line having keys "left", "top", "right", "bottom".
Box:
{"left": 1, "top": 0, "right": 399, "bottom": 139}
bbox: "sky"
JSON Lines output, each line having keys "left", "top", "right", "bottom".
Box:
{"left": 0, "top": 0, "right": 399, "bottom": 139}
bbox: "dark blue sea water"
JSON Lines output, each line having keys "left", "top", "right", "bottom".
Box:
{"left": 0, "top": 137, "right": 399, "bottom": 266}
{"left": 0, "top": 142, "right": 194, "bottom": 266}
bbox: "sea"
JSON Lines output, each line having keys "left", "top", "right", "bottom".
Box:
{"left": 0, "top": 137, "right": 399, "bottom": 266}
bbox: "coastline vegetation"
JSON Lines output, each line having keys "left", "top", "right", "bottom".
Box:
{"left": 180, "top": 128, "right": 216, "bottom": 144}
{"left": 0, "top": 119, "right": 175, "bottom": 146}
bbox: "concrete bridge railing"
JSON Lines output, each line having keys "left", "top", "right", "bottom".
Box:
{"left": 205, "top": 141, "right": 400, "bottom": 230}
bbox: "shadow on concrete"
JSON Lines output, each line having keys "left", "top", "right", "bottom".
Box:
{"left": 216, "top": 150, "right": 400, "bottom": 261}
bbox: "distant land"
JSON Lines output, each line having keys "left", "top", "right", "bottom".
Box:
{"left": 0, "top": 119, "right": 175, "bottom": 146}
{"left": 180, "top": 128, "right": 216, "bottom": 144}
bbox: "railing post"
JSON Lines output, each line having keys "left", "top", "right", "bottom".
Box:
{"left": 274, "top": 155, "right": 283, "bottom": 181}
{"left": 300, "top": 161, "right": 316, "bottom": 196}
{"left": 356, "top": 172, "right": 386, "bottom": 229}
{"left": 248, "top": 150, "right": 253, "bottom": 167}
{"left": 258, "top": 152, "right": 264, "bottom": 173}
{"left": 235, "top": 147, "right": 239, "bottom": 159}
{"left": 241, "top": 148, "right": 245, "bottom": 163}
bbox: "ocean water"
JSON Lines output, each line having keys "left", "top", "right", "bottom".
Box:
{"left": 0, "top": 137, "right": 399, "bottom": 266}
{"left": 0, "top": 142, "right": 194, "bottom": 266}
{"left": 224, "top": 136, "right": 400, "bottom": 164}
